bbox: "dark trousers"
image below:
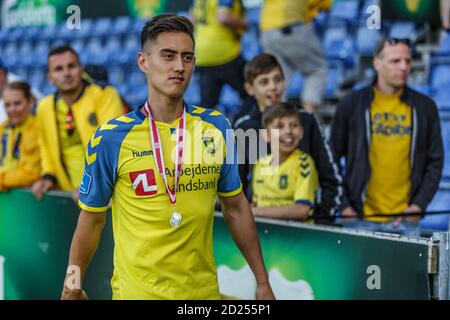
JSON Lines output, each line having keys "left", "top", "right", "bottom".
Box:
{"left": 196, "top": 55, "right": 248, "bottom": 109}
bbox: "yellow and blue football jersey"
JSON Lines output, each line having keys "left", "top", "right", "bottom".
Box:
{"left": 252, "top": 149, "right": 318, "bottom": 210}
{"left": 78, "top": 104, "right": 242, "bottom": 299}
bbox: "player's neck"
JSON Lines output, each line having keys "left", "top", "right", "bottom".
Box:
{"left": 146, "top": 94, "right": 184, "bottom": 124}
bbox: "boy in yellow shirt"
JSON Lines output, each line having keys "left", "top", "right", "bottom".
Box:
{"left": 252, "top": 102, "right": 318, "bottom": 221}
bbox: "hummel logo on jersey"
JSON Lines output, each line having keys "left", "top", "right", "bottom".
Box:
{"left": 129, "top": 169, "right": 157, "bottom": 196}
{"left": 132, "top": 150, "right": 153, "bottom": 158}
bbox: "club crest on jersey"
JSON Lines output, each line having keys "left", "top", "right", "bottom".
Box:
{"left": 129, "top": 169, "right": 157, "bottom": 196}
{"left": 203, "top": 136, "right": 216, "bottom": 154}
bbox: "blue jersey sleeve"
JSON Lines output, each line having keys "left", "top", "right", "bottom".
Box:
{"left": 78, "top": 128, "right": 117, "bottom": 212}
{"left": 218, "top": 119, "right": 242, "bottom": 197}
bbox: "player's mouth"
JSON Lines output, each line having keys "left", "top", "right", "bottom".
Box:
{"left": 169, "top": 76, "right": 184, "bottom": 84}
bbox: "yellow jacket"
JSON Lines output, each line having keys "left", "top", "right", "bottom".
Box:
{"left": 0, "top": 115, "right": 41, "bottom": 191}
{"left": 36, "top": 82, "right": 124, "bottom": 191}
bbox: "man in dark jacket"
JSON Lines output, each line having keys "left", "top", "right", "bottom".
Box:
{"left": 234, "top": 54, "right": 342, "bottom": 223}
{"left": 330, "top": 38, "right": 443, "bottom": 236}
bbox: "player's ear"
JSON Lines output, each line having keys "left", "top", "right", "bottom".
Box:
{"left": 137, "top": 52, "right": 148, "bottom": 74}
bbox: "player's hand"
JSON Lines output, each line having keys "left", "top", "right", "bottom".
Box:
{"left": 255, "top": 282, "right": 275, "bottom": 300}
{"left": 61, "top": 287, "right": 89, "bottom": 300}
{"left": 31, "top": 178, "right": 54, "bottom": 200}
{"left": 341, "top": 206, "right": 358, "bottom": 218}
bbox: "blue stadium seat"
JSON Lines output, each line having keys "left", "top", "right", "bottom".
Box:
{"left": 85, "top": 37, "right": 106, "bottom": 66}
{"left": 133, "top": 19, "right": 146, "bottom": 34}
{"left": 126, "top": 86, "right": 147, "bottom": 109}
{"left": 40, "top": 82, "right": 56, "bottom": 96}
{"left": 28, "top": 68, "right": 46, "bottom": 89}
{"left": 440, "top": 113, "right": 450, "bottom": 178}
{"left": 17, "top": 41, "right": 34, "bottom": 68}
{"left": 70, "top": 38, "right": 85, "bottom": 54}
{"left": 356, "top": 26, "right": 381, "bottom": 56}
{"left": 115, "top": 83, "right": 129, "bottom": 98}
{"left": 92, "top": 17, "right": 113, "bottom": 38}
{"left": 434, "top": 32, "right": 450, "bottom": 57}
{"left": 241, "top": 28, "right": 261, "bottom": 61}
{"left": 329, "top": 0, "right": 360, "bottom": 26}
{"left": 2, "top": 42, "right": 19, "bottom": 67}
{"left": 112, "top": 16, "right": 133, "bottom": 36}
{"left": 420, "top": 186, "right": 450, "bottom": 231}
{"left": 389, "top": 22, "right": 416, "bottom": 40}
{"left": 34, "top": 40, "right": 50, "bottom": 67}
{"left": 11, "top": 67, "right": 27, "bottom": 79}
{"left": 39, "top": 25, "right": 59, "bottom": 41}
{"left": 430, "top": 64, "right": 450, "bottom": 91}
{"left": 22, "top": 26, "right": 41, "bottom": 41}
{"left": 325, "top": 63, "right": 344, "bottom": 99}
{"left": 103, "top": 36, "right": 121, "bottom": 64}
{"left": 218, "top": 85, "right": 242, "bottom": 118}
{"left": 407, "top": 83, "right": 431, "bottom": 96}
{"left": 432, "top": 85, "right": 450, "bottom": 109}
{"left": 108, "top": 66, "right": 125, "bottom": 86}
{"left": 324, "top": 26, "right": 355, "bottom": 67}
{"left": 245, "top": 7, "right": 261, "bottom": 27}
{"left": 4, "top": 27, "right": 25, "bottom": 42}
{"left": 0, "top": 28, "right": 8, "bottom": 43}
{"left": 286, "top": 72, "right": 304, "bottom": 100}
{"left": 128, "top": 70, "right": 146, "bottom": 87}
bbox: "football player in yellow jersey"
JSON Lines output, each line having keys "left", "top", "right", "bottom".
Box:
{"left": 61, "top": 14, "right": 274, "bottom": 300}
{"left": 0, "top": 81, "right": 40, "bottom": 191}
{"left": 252, "top": 102, "right": 318, "bottom": 220}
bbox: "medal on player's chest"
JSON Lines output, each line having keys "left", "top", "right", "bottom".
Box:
{"left": 170, "top": 211, "right": 182, "bottom": 227}
{"left": 144, "top": 101, "right": 186, "bottom": 228}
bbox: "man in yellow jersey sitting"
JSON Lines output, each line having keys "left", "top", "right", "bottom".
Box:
{"left": 61, "top": 14, "right": 274, "bottom": 300}
{"left": 331, "top": 38, "right": 444, "bottom": 237}
{"left": 192, "top": 0, "right": 249, "bottom": 109}
{"left": 252, "top": 102, "right": 318, "bottom": 221}
{"left": 31, "top": 46, "right": 124, "bottom": 203}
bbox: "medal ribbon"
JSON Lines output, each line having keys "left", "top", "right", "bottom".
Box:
{"left": 144, "top": 101, "right": 186, "bottom": 205}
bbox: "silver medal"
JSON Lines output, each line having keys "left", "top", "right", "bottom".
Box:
{"left": 170, "top": 211, "right": 182, "bottom": 227}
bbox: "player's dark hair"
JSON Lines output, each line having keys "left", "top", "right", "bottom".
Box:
{"left": 262, "top": 102, "right": 302, "bottom": 128}
{"left": 244, "top": 53, "right": 284, "bottom": 84}
{"left": 141, "top": 13, "right": 195, "bottom": 49}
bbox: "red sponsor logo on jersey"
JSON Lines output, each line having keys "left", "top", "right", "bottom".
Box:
{"left": 129, "top": 169, "right": 157, "bottom": 196}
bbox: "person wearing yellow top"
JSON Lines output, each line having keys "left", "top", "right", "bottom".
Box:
{"left": 192, "top": 0, "right": 249, "bottom": 108}
{"left": 331, "top": 39, "right": 444, "bottom": 237}
{"left": 31, "top": 46, "right": 124, "bottom": 203}
{"left": 61, "top": 14, "right": 274, "bottom": 300}
{"left": 252, "top": 102, "right": 318, "bottom": 221}
{"left": 260, "top": 0, "right": 330, "bottom": 113}
{"left": 363, "top": 89, "right": 412, "bottom": 222}
{"left": 0, "top": 82, "right": 40, "bottom": 191}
